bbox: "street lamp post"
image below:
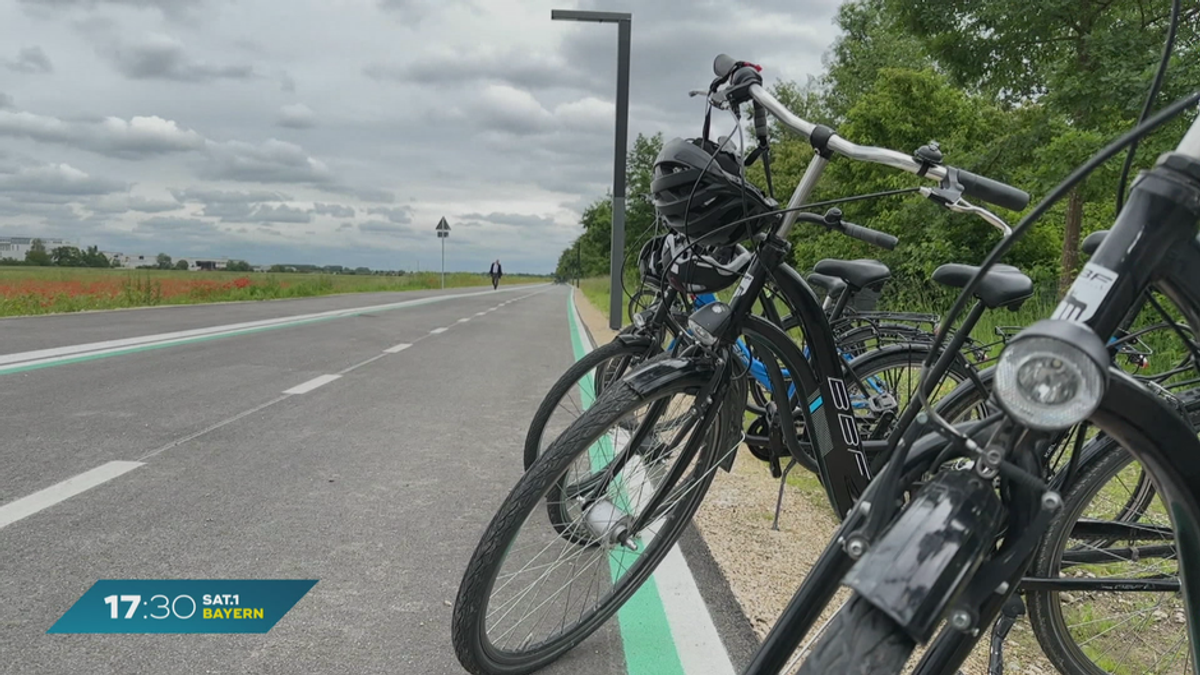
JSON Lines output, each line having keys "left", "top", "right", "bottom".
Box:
{"left": 552, "top": 8, "right": 631, "bottom": 330}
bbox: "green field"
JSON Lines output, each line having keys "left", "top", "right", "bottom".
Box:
{"left": 0, "top": 267, "right": 547, "bottom": 318}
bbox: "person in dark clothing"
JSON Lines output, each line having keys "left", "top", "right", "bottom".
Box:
{"left": 489, "top": 259, "right": 503, "bottom": 289}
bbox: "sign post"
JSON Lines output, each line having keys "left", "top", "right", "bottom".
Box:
{"left": 435, "top": 217, "right": 450, "bottom": 289}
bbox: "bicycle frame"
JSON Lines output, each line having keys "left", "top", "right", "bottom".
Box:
{"left": 744, "top": 127, "right": 1200, "bottom": 675}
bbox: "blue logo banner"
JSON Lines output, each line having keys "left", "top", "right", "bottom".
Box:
{"left": 48, "top": 579, "right": 318, "bottom": 634}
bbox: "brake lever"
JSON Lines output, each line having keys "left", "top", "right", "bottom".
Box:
{"left": 919, "top": 188, "right": 1013, "bottom": 238}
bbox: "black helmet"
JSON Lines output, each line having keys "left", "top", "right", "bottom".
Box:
{"left": 662, "top": 232, "right": 751, "bottom": 294}
{"left": 650, "top": 137, "right": 777, "bottom": 247}
{"left": 637, "top": 233, "right": 669, "bottom": 288}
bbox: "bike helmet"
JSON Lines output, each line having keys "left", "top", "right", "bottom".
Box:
{"left": 662, "top": 232, "right": 751, "bottom": 294}
{"left": 650, "top": 137, "right": 778, "bottom": 247}
{"left": 637, "top": 233, "right": 669, "bottom": 288}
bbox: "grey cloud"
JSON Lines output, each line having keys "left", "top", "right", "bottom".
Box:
{"left": 0, "top": 163, "right": 127, "bottom": 196}
{"left": 337, "top": 222, "right": 353, "bottom": 230}
{"left": 0, "top": 110, "right": 207, "bottom": 159}
{"left": 108, "top": 34, "right": 254, "bottom": 83}
{"left": 199, "top": 202, "right": 254, "bottom": 219}
{"left": 348, "top": 187, "right": 394, "bottom": 203}
{"left": 19, "top": 0, "right": 203, "bottom": 16}
{"left": 313, "top": 203, "right": 355, "bottom": 218}
{"left": 171, "top": 188, "right": 293, "bottom": 204}
{"left": 459, "top": 211, "right": 555, "bottom": 229}
{"left": 258, "top": 226, "right": 282, "bottom": 236}
{"left": 358, "top": 220, "right": 417, "bottom": 235}
{"left": 278, "top": 104, "right": 316, "bottom": 129}
{"left": 86, "top": 194, "right": 181, "bottom": 214}
{"left": 202, "top": 139, "right": 334, "bottom": 184}
{"left": 364, "top": 48, "right": 584, "bottom": 91}
{"left": 280, "top": 72, "right": 296, "bottom": 93}
{"left": 0, "top": 93, "right": 12, "bottom": 109}
{"left": 241, "top": 204, "right": 311, "bottom": 223}
{"left": 375, "top": 0, "right": 477, "bottom": 24}
{"left": 135, "top": 216, "right": 218, "bottom": 235}
{"left": 6, "top": 46, "right": 54, "bottom": 74}
{"left": 367, "top": 205, "right": 412, "bottom": 224}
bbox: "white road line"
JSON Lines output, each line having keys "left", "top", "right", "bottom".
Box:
{"left": 283, "top": 374, "right": 341, "bottom": 395}
{"left": 384, "top": 343, "right": 412, "bottom": 353}
{"left": 430, "top": 327, "right": 448, "bottom": 334}
{"left": 0, "top": 461, "right": 144, "bottom": 530}
{"left": 474, "top": 312, "right": 486, "bottom": 317}
{"left": 569, "top": 290, "right": 734, "bottom": 675}
{"left": 458, "top": 318, "right": 470, "bottom": 323}
{"left": 338, "top": 353, "right": 388, "bottom": 375}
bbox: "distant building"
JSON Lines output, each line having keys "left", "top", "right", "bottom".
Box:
{"left": 193, "top": 258, "right": 229, "bottom": 271}
{"left": 0, "top": 236, "right": 79, "bottom": 260}
{"left": 106, "top": 253, "right": 158, "bottom": 269}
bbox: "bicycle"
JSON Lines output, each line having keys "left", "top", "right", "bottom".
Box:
{"left": 737, "top": 52, "right": 1200, "bottom": 675}
{"left": 451, "top": 53, "right": 1031, "bottom": 675}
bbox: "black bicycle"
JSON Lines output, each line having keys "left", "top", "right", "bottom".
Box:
{"left": 450, "top": 53, "right": 1033, "bottom": 675}
{"left": 734, "top": 45, "right": 1200, "bottom": 675}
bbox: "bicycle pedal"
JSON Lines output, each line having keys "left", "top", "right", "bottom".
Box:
{"left": 867, "top": 393, "right": 898, "bottom": 413}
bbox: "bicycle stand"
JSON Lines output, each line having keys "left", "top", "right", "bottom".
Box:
{"left": 771, "top": 458, "right": 798, "bottom": 531}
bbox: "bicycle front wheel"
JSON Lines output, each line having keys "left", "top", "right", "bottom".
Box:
{"left": 453, "top": 370, "right": 730, "bottom": 675}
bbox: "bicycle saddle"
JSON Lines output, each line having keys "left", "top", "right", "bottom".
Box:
{"left": 811, "top": 259, "right": 891, "bottom": 291}
{"left": 932, "top": 263, "right": 1034, "bottom": 310}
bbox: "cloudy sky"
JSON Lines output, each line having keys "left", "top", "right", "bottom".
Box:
{"left": 0, "top": 0, "right": 841, "bottom": 272}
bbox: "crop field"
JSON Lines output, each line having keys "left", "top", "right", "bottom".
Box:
{"left": 0, "top": 267, "right": 546, "bottom": 318}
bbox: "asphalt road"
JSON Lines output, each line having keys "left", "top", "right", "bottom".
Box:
{"left": 0, "top": 283, "right": 659, "bottom": 675}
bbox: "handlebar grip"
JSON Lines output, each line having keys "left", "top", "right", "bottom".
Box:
{"left": 841, "top": 222, "right": 898, "bottom": 251}
{"left": 753, "top": 102, "right": 768, "bottom": 139}
{"left": 956, "top": 169, "right": 1030, "bottom": 212}
{"left": 713, "top": 53, "right": 736, "bottom": 78}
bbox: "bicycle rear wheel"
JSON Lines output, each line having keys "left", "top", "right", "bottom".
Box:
{"left": 453, "top": 368, "right": 732, "bottom": 675}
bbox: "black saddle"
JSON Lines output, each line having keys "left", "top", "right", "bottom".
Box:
{"left": 812, "top": 259, "right": 891, "bottom": 291}
{"left": 932, "top": 263, "right": 1034, "bottom": 310}
{"left": 1082, "top": 230, "right": 1108, "bottom": 256}
{"left": 807, "top": 272, "right": 847, "bottom": 297}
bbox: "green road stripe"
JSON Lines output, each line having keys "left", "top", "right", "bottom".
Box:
{"left": 0, "top": 296, "right": 449, "bottom": 376}
{"left": 567, "top": 292, "right": 686, "bottom": 675}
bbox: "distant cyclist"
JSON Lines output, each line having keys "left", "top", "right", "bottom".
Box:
{"left": 489, "top": 259, "right": 503, "bottom": 289}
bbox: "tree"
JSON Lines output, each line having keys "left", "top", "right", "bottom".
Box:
{"left": 82, "top": 245, "right": 109, "bottom": 268}
{"left": 110, "top": 256, "right": 123, "bottom": 268}
{"left": 887, "top": 0, "right": 1200, "bottom": 292}
{"left": 175, "top": 259, "right": 190, "bottom": 270}
{"left": 51, "top": 246, "right": 84, "bottom": 267}
{"left": 25, "top": 238, "right": 51, "bottom": 266}
{"left": 225, "top": 260, "right": 253, "bottom": 272}
{"left": 156, "top": 253, "right": 172, "bottom": 270}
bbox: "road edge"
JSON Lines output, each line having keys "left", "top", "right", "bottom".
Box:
{"left": 569, "top": 286, "right": 756, "bottom": 673}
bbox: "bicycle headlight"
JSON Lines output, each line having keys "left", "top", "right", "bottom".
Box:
{"left": 994, "top": 319, "right": 1109, "bottom": 431}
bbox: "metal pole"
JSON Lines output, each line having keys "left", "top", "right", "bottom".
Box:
{"left": 440, "top": 238, "right": 445, "bottom": 289}
{"left": 609, "top": 18, "right": 631, "bottom": 330}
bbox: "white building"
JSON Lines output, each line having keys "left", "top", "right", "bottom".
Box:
{"left": 105, "top": 253, "right": 158, "bottom": 269}
{"left": 0, "top": 236, "right": 79, "bottom": 260}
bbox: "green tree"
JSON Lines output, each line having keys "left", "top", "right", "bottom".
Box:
{"left": 81, "top": 245, "right": 109, "bottom": 268}
{"left": 888, "top": 0, "right": 1200, "bottom": 291}
{"left": 25, "top": 238, "right": 51, "bottom": 266}
{"left": 51, "top": 246, "right": 84, "bottom": 267}
{"left": 225, "top": 260, "right": 253, "bottom": 272}
{"left": 156, "top": 253, "right": 172, "bottom": 270}
{"left": 175, "top": 259, "right": 190, "bottom": 270}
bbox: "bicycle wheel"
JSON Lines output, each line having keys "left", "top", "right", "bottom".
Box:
{"left": 793, "top": 594, "right": 915, "bottom": 675}
{"left": 453, "top": 367, "right": 733, "bottom": 675}
{"left": 1027, "top": 439, "right": 1191, "bottom": 675}
{"left": 523, "top": 336, "right": 659, "bottom": 470}
{"left": 843, "top": 345, "right": 978, "bottom": 441}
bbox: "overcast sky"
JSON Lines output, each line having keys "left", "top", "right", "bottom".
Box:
{"left": 0, "top": 0, "right": 842, "bottom": 272}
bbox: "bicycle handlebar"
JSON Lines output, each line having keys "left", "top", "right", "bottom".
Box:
{"left": 746, "top": 82, "right": 1030, "bottom": 213}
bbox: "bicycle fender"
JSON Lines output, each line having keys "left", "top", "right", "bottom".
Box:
{"left": 622, "top": 356, "right": 717, "bottom": 398}
{"left": 613, "top": 333, "right": 657, "bottom": 350}
{"left": 844, "top": 468, "right": 1004, "bottom": 643}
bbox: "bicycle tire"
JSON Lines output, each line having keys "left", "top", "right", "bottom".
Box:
{"left": 453, "top": 371, "right": 723, "bottom": 675}
{"left": 523, "top": 337, "right": 657, "bottom": 470}
{"left": 794, "top": 594, "right": 915, "bottom": 675}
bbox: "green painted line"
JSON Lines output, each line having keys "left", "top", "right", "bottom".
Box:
{"left": 567, "top": 292, "right": 687, "bottom": 675}
{"left": 0, "top": 296, "right": 447, "bottom": 376}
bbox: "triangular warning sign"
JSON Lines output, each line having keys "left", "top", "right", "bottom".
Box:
{"left": 436, "top": 217, "right": 450, "bottom": 231}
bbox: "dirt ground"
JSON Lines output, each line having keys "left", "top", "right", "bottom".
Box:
{"left": 574, "top": 287, "right": 1056, "bottom": 675}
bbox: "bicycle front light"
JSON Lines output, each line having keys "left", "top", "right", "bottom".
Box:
{"left": 687, "top": 302, "right": 731, "bottom": 347}
{"left": 994, "top": 319, "right": 1109, "bottom": 431}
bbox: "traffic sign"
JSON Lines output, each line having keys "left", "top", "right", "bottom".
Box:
{"left": 436, "top": 217, "right": 450, "bottom": 238}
